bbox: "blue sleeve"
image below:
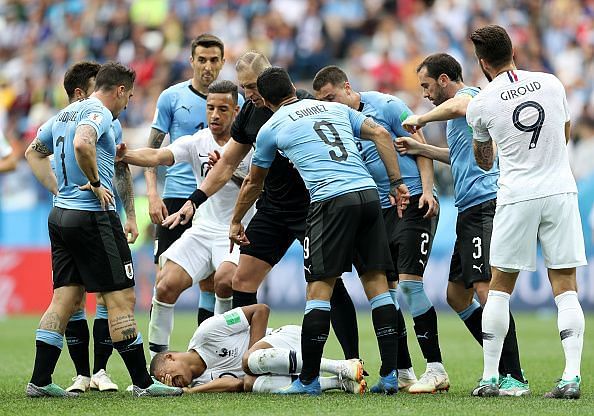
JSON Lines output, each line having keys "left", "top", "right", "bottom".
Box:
{"left": 112, "top": 120, "right": 123, "bottom": 145}
{"left": 151, "top": 90, "right": 173, "bottom": 133}
{"left": 347, "top": 106, "right": 366, "bottom": 137}
{"left": 36, "top": 116, "right": 55, "bottom": 154}
{"left": 78, "top": 105, "right": 112, "bottom": 140}
{"left": 238, "top": 93, "right": 246, "bottom": 109}
{"left": 386, "top": 98, "right": 412, "bottom": 138}
{"left": 252, "top": 125, "right": 277, "bottom": 169}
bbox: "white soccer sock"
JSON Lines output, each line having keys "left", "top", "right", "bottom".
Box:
{"left": 247, "top": 348, "right": 302, "bottom": 375}
{"left": 319, "top": 376, "right": 340, "bottom": 391}
{"left": 555, "top": 291, "right": 584, "bottom": 380}
{"left": 398, "top": 367, "right": 416, "bottom": 380}
{"left": 426, "top": 362, "right": 445, "bottom": 373}
{"left": 320, "top": 358, "right": 344, "bottom": 375}
{"left": 481, "top": 290, "right": 510, "bottom": 381}
{"left": 252, "top": 375, "right": 293, "bottom": 393}
{"left": 214, "top": 295, "right": 233, "bottom": 315}
{"left": 148, "top": 297, "right": 175, "bottom": 358}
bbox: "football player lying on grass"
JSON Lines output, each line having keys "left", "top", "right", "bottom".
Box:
{"left": 149, "top": 304, "right": 366, "bottom": 394}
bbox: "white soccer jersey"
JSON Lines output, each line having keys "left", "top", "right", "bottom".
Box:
{"left": 188, "top": 308, "right": 250, "bottom": 386}
{"left": 167, "top": 129, "right": 254, "bottom": 232}
{"left": 0, "top": 131, "right": 12, "bottom": 158}
{"left": 467, "top": 69, "right": 577, "bottom": 205}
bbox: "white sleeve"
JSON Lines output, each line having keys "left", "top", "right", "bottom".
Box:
{"left": 167, "top": 134, "right": 195, "bottom": 165}
{"left": 0, "top": 131, "right": 12, "bottom": 158}
{"left": 466, "top": 97, "right": 492, "bottom": 143}
{"left": 193, "top": 308, "right": 250, "bottom": 344}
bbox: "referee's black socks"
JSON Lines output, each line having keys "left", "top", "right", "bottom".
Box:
{"left": 232, "top": 290, "right": 257, "bottom": 308}
{"left": 370, "top": 293, "right": 398, "bottom": 376}
{"left": 330, "top": 278, "right": 360, "bottom": 359}
{"left": 299, "top": 300, "right": 331, "bottom": 384}
{"left": 65, "top": 309, "right": 91, "bottom": 377}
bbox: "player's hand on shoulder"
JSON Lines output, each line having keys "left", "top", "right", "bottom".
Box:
{"left": 395, "top": 136, "right": 421, "bottom": 156}
{"left": 229, "top": 221, "right": 249, "bottom": 252}
{"left": 401, "top": 115, "right": 425, "bottom": 134}
{"left": 161, "top": 200, "right": 194, "bottom": 229}
{"left": 419, "top": 192, "right": 439, "bottom": 219}
{"left": 115, "top": 143, "right": 127, "bottom": 162}
{"left": 79, "top": 182, "right": 114, "bottom": 210}
{"left": 148, "top": 193, "right": 168, "bottom": 224}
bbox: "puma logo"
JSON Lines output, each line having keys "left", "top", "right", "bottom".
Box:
{"left": 473, "top": 263, "right": 484, "bottom": 273}
{"left": 180, "top": 105, "right": 192, "bottom": 112}
{"left": 416, "top": 331, "right": 429, "bottom": 340}
{"left": 418, "top": 259, "right": 426, "bottom": 268}
{"left": 304, "top": 265, "right": 312, "bottom": 274}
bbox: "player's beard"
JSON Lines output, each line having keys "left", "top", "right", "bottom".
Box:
{"left": 479, "top": 61, "right": 493, "bottom": 82}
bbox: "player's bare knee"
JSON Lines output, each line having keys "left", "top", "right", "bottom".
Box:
{"left": 155, "top": 276, "right": 184, "bottom": 304}
{"left": 549, "top": 268, "right": 578, "bottom": 297}
{"left": 199, "top": 275, "right": 215, "bottom": 293}
{"left": 446, "top": 282, "right": 473, "bottom": 312}
{"left": 473, "top": 282, "right": 490, "bottom": 305}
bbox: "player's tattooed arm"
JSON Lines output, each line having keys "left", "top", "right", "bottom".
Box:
{"left": 114, "top": 161, "right": 139, "bottom": 243}
{"left": 145, "top": 128, "right": 166, "bottom": 176}
{"left": 473, "top": 139, "right": 495, "bottom": 170}
{"left": 359, "top": 117, "right": 402, "bottom": 183}
{"left": 145, "top": 128, "right": 168, "bottom": 224}
{"left": 73, "top": 125, "right": 100, "bottom": 183}
{"left": 25, "top": 139, "right": 58, "bottom": 195}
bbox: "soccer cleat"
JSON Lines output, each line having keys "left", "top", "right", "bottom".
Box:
{"left": 26, "top": 382, "right": 79, "bottom": 398}
{"left": 409, "top": 368, "right": 450, "bottom": 394}
{"left": 370, "top": 369, "right": 398, "bottom": 395}
{"left": 65, "top": 375, "right": 91, "bottom": 393}
{"left": 277, "top": 377, "right": 322, "bottom": 395}
{"left": 397, "top": 368, "right": 418, "bottom": 392}
{"left": 471, "top": 377, "right": 499, "bottom": 397}
{"left": 132, "top": 379, "right": 183, "bottom": 397}
{"left": 499, "top": 374, "right": 530, "bottom": 397}
{"left": 543, "top": 376, "right": 581, "bottom": 399}
{"left": 340, "top": 378, "right": 367, "bottom": 394}
{"left": 337, "top": 358, "right": 365, "bottom": 382}
{"left": 90, "top": 369, "right": 119, "bottom": 392}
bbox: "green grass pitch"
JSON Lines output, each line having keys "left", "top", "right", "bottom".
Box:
{"left": 0, "top": 311, "right": 592, "bottom": 415}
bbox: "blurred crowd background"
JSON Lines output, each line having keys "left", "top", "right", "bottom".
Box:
{"left": 0, "top": 0, "right": 594, "bottom": 313}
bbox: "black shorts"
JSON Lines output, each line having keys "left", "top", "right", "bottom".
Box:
{"left": 449, "top": 198, "right": 495, "bottom": 288}
{"left": 49, "top": 207, "right": 134, "bottom": 293}
{"left": 385, "top": 194, "right": 439, "bottom": 281}
{"left": 240, "top": 208, "right": 306, "bottom": 266}
{"left": 154, "top": 198, "right": 193, "bottom": 263}
{"left": 305, "top": 189, "right": 393, "bottom": 281}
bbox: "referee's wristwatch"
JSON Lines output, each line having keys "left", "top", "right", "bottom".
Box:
{"left": 90, "top": 180, "right": 101, "bottom": 188}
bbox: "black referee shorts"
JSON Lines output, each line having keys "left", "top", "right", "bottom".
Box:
{"left": 154, "top": 198, "right": 193, "bottom": 263}
{"left": 449, "top": 198, "right": 495, "bottom": 288}
{"left": 304, "top": 189, "right": 394, "bottom": 281}
{"left": 49, "top": 207, "right": 134, "bottom": 293}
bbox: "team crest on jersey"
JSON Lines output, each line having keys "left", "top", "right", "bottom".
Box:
{"left": 124, "top": 262, "right": 134, "bottom": 279}
{"left": 88, "top": 112, "right": 103, "bottom": 124}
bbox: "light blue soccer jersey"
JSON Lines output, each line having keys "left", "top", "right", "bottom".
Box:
{"left": 252, "top": 99, "right": 377, "bottom": 203}
{"left": 152, "top": 80, "right": 244, "bottom": 198}
{"left": 49, "top": 96, "right": 119, "bottom": 211}
{"left": 447, "top": 87, "right": 498, "bottom": 212}
{"left": 356, "top": 91, "right": 424, "bottom": 208}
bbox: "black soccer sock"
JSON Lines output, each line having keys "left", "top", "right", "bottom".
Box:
{"left": 500, "top": 312, "right": 524, "bottom": 381}
{"left": 413, "top": 307, "right": 443, "bottom": 363}
{"left": 92, "top": 314, "right": 113, "bottom": 373}
{"left": 113, "top": 334, "right": 152, "bottom": 388}
{"left": 396, "top": 307, "right": 413, "bottom": 370}
{"left": 462, "top": 305, "right": 484, "bottom": 345}
{"left": 30, "top": 329, "right": 63, "bottom": 386}
{"left": 232, "top": 290, "right": 257, "bottom": 308}
{"left": 65, "top": 312, "right": 91, "bottom": 377}
{"left": 330, "top": 278, "right": 359, "bottom": 359}
{"left": 299, "top": 301, "right": 331, "bottom": 384}
{"left": 370, "top": 294, "right": 399, "bottom": 377}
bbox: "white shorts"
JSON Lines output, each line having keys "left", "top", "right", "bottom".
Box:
{"left": 260, "top": 325, "right": 301, "bottom": 351}
{"left": 490, "top": 193, "right": 587, "bottom": 271}
{"left": 160, "top": 225, "right": 240, "bottom": 285}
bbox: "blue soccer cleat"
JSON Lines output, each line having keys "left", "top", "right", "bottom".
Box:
{"left": 370, "top": 369, "right": 398, "bottom": 395}
{"left": 277, "top": 377, "right": 322, "bottom": 395}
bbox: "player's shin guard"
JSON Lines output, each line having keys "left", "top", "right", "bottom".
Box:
{"left": 252, "top": 375, "right": 296, "bottom": 393}
{"left": 148, "top": 297, "right": 174, "bottom": 356}
{"left": 481, "top": 290, "right": 510, "bottom": 381}
{"left": 31, "top": 329, "right": 63, "bottom": 386}
{"left": 299, "top": 300, "right": 331, "bottom": 384}
{"left": 232, "top": 290, "right": 257, "bottom": 308}
{"left": 113, "top": 334, "right": 152, "bottom": 389}
{"left": 248, "top": 348, "right": 302, "bottom": 375}
{"left": 370, "top": 292, "right": 398, "bottom": 376}
{"left": 65, "top": 309, "right": 91, "bottom": 377}
{"left": 500, "top": 312, "right": 523, "bottom": 381}
{"left": 555, "top": 291, "right": 584, "bottom": 380}
{"left": 92, "top": 305, "right": 113, "bottom": 373}
{"left": 215, "top": 295, "right": 233, "bottom": 315}
{"left": 197, "top": 291, "right": 215, "bottom": 325}
{"left": 330, "top": 278, "right": 359, "bottom": 359}
{"left": 390, "top": 289, "right": 413, "bottom": 370}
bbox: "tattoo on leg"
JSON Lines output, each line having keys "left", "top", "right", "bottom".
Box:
{"left": 39, "top": 312, "right": 65, "bottom": 333}
{"left": 109, "top": 314, "right": 137, "bottom": 341}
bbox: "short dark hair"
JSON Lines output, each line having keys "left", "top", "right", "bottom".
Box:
{"left": 63, "top": 61, "right": 101, "bottom": 100}
{"left": 94, "top": 62, "right": 136, "bottom": 92}
{"left": 257, "top": 67, "right": 294, "bottom": 106}
{"left": 312, "top": 65, "right": 349, "bottom": 91}
{"left": 149, "top": 352, "right": 167, "bottom": 377}
{"left": 191, "top": 33, "right": 224, "bottom": 58}
{"left": 207, "top": 80, "right": 238, "bottom": 104}
{"left": 416, "top": 53, "right": 463, "bottom": 82}
{"left": 470, "top": 25, "right": 513, "bottom": 69}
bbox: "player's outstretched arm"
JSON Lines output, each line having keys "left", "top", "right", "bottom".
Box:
{"left": 182, "top": 377, "right": 245, "bottom": 394}
{"left": 114, "top": 161, "right": 138, "bottom": 243}
{"left": 122, "top": 146, "right": 175, "bottom": 168}
{"left": 242, "top": 304, "right": 271, "bottom": 348}
{"left": 229, "top": 165, "right": 268, "bottom": 248}
{"left": 200, "top": 139, "right": 252, "bottom": 197}
{"left": 144, "top": 127, "right": 168, "bottom": 224}
{"left": 395, "top": 137, "right": 451, "bottom": 164}
{"left": 402, "top": 95, "right": 472, "bottom": 134}
{"left": 25, "top": 138, "right": 57, "bottom": 195}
